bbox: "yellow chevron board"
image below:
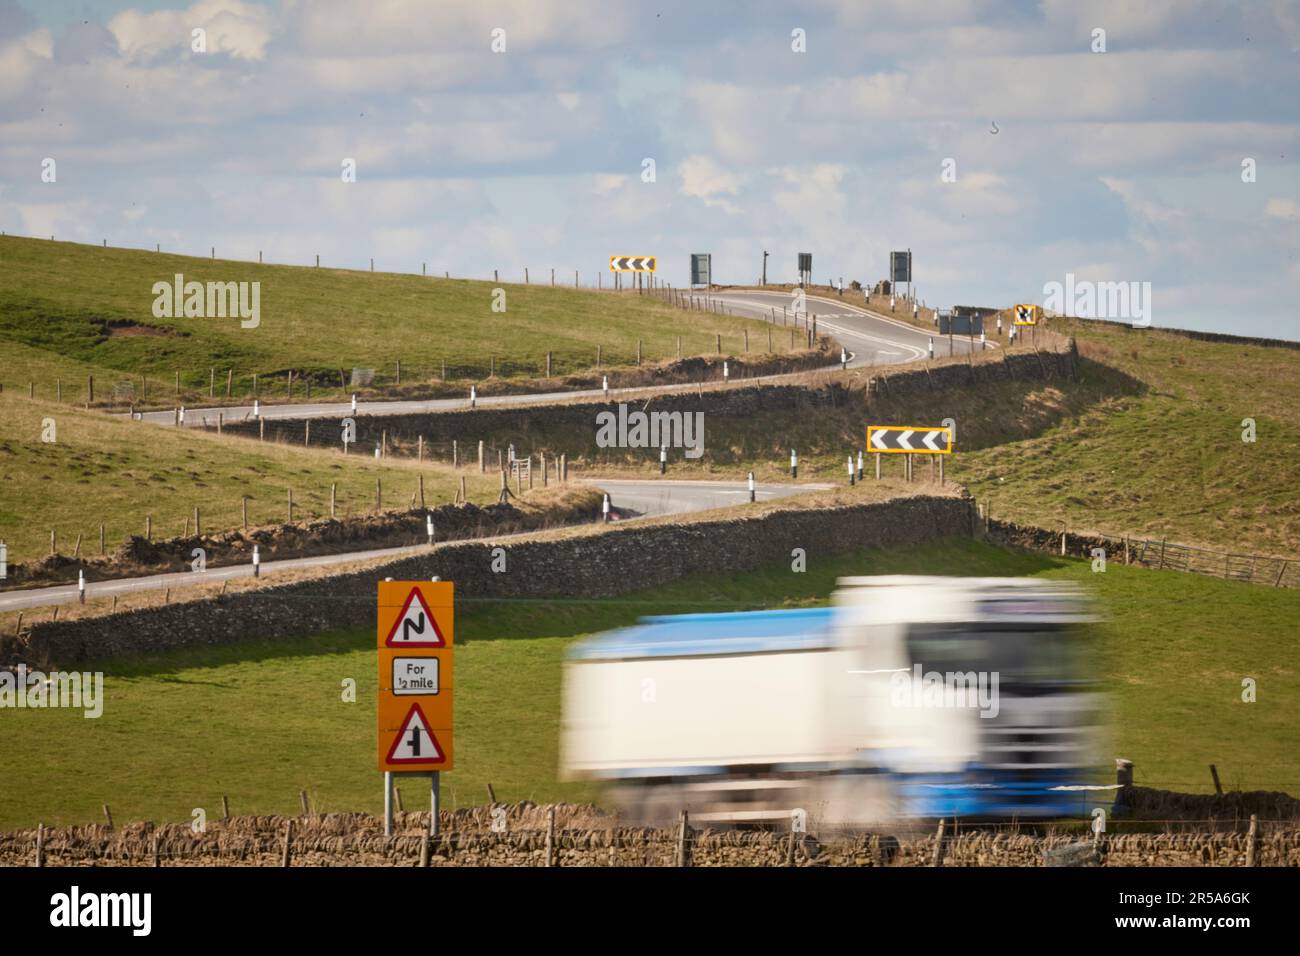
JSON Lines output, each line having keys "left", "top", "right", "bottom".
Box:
{"left": 867, "top": 425, "right": 953, "bottom": 454}
{"left": 609, "top": 255, "right": 656, "bottom": 272}
{"left": 1014, "top": 303, "right": 1041, "bottom": 325}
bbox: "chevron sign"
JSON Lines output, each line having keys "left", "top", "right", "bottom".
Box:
{"left": 1014, "top": 303, "right": 1040, "bottom": 325}
{"left": 867, "top": 425, "right": 953, "bottom": 454}
{"left": 609, "top": 255, "right": 656, "bottom": 272}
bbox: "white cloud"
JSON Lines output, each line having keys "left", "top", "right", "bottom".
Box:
{"left": 1264, "top": 197, "right": 1300, "bottom": 221}
{"left": 678, "top": 155, "right": 743, "bottom": 213}
{"left": 109, "top": 0, "right": 275, "bottom": 61}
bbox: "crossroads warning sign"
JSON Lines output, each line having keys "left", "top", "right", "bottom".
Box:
{"left": 384, "top": 702, "right": 448, "bottom": 765}
{"left": 378, "top": 581, "right": 453, "bottom": 771}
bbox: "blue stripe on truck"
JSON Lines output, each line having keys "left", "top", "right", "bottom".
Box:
{"left": 568, "top": 607, "right": 836, "bottom": 660}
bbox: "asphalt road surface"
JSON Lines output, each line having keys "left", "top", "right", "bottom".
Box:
{"left": 709, "top": 289, "right": 991, "bottom": 368}
{"left": 0, "top": 478, "right": 830, "bottom": 612}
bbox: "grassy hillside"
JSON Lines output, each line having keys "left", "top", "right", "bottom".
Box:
{"left": 1, "top": 539, "right": 1294, "bottom": 829}
{"left": 0, "top": 235, "right": 776, "bottom": 405}
{"left": 0, "top": 391, "right": 502, "bottom": 564}
{"left": 952, "top": 321, "right": 1300, "bottom": 556}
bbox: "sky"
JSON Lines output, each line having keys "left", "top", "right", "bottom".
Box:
{"left": 1, "top": 0, "right": 1298, "bottom": 339}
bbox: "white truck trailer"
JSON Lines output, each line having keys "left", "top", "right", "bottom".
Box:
{"left": 561, "top": 576, "right": 1105, "bottom": 829}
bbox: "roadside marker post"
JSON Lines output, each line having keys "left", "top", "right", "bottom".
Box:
{"left": 252, "top": 544, "right": 260, "bottom": 578}
{"left": 857, "top": 449, "right": 864, "bottom": 481}
{"left": 790, "top": 449, "right": 798, "bottom": 480}
{"left": 351, "top": 393, "right": 357, "bottom": 412}
{"left": 748, "top": 471, "right": 756, "bottom": 503}
{"left": 660, "top": 445, "right": 667, "bottom": 475}
{"left": 603, "top": 494, "right": 611, "bottom": 522}
{"left": 378, "top": 581, "right": 454, "bottom": 837}
{"left": 848, "top": 455, "right": 855, "bottom": 486}
{"left": 928, "top": 337, "right": 934, "bottom": 359}
{"left": 78, "top": 570, "right": 85, "bottom": 604}
{"left": 426, "top": 515, "right": 435, "bottom": 546}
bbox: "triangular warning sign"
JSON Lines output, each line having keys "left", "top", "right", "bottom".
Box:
{"left": 384, "top": 587, "right": 446, "bottom": 647}
{"left": 385, "top": 703, "right": 447, "bottom": 764}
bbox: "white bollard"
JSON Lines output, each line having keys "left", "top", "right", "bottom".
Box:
{"left": 913, "top": 301, "right": 919, "bottom": 317}
{"left": 980, "top": 331, "right": 986, "bottom": 350}
{"left": 841, "top": 348, "right": 848, "bottom": 369}
{"left": 660, "top": 445, "right": 667, "bottom": 475}
{"left": 179, "top": 406, "right": 186, "bottom": 425}
{"left": 351, "top": 393, "right": 357, "bottom": 412}
{"left": 748, "top": 471, "right": 756, "bottom": 502}
{"left": 252, "top": 544, "right": 260, "bottom": 578}
{"left": 928, "top": 337, "right": 934, "bottom": 360}
{"left": 602, "top": 493, "right": 611, "bottom": 522}
{"left": 426, "top": 515, "right": 435, "bottom": 545}
{"left": 470, "top": 385, "right": 477, "bottom": 408}
{"left": 602, "top": 375, "right": 608, "bottom": 396}
{"left": 253, "top": 399, "right": 260, "bottom": 418}
{"left": 374, "top": 444, "right": 381, "bottom": 459}
{"left": 78, "top": 569, "right": 85, "bottom": 604}
{"left": 848, "top": 455, "right": 855, "bottom": 486}
{"left": 723, "top": 361, "right": 729, "bottom": 380}
{"left": 790, "top": 449, "right": 798, "bottom": 480}
{"left": 857, "top": 449, "right": 863, "bottom": 480}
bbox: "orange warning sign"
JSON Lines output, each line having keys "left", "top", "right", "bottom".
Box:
{"left": 378, "top": 582, "right": 453, "bottom": 771}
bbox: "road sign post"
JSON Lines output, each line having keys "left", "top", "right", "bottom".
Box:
{"left": 378, "top": 580, "right": 454, "bottom": 836}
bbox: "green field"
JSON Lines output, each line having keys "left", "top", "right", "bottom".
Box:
{"left": 953, "top": 322, "right": 1300, "bottom": 556}
{"left": 0, "top": 391, "right": 501, "bottom": 565}
{"left": 0, "top": 235, "right": 775, "bottom": 405}
{"left": 2, "top": 539, "right": 1295, "bottom": 830}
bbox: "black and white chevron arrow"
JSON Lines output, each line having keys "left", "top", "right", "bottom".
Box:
{"left": 867, "top": 425, "right": 952, "bottom": 454}
{"left": 609, "top": 255, "right": 657, "bottom": 272}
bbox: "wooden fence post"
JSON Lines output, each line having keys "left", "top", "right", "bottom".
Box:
{"left": 544, "top": 807, "right": 556, "bottom": 867}
{"left": 931, "top": 818, "right": 946, "bottom": 867}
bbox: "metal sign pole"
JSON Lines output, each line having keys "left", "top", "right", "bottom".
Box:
{"left": 384, "top": 771, "right": 394, "bottom": 836}
{"left": 430, "top": 771, "right": 440, "bottom": 837}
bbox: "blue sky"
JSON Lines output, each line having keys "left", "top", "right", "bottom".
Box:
{"left": 1, "top": 0, "right": 1298, "bottom": 338}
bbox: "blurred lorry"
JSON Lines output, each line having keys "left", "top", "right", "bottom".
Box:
{"left": 561, "top": 576, "right": 1105, "bottom": 828}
